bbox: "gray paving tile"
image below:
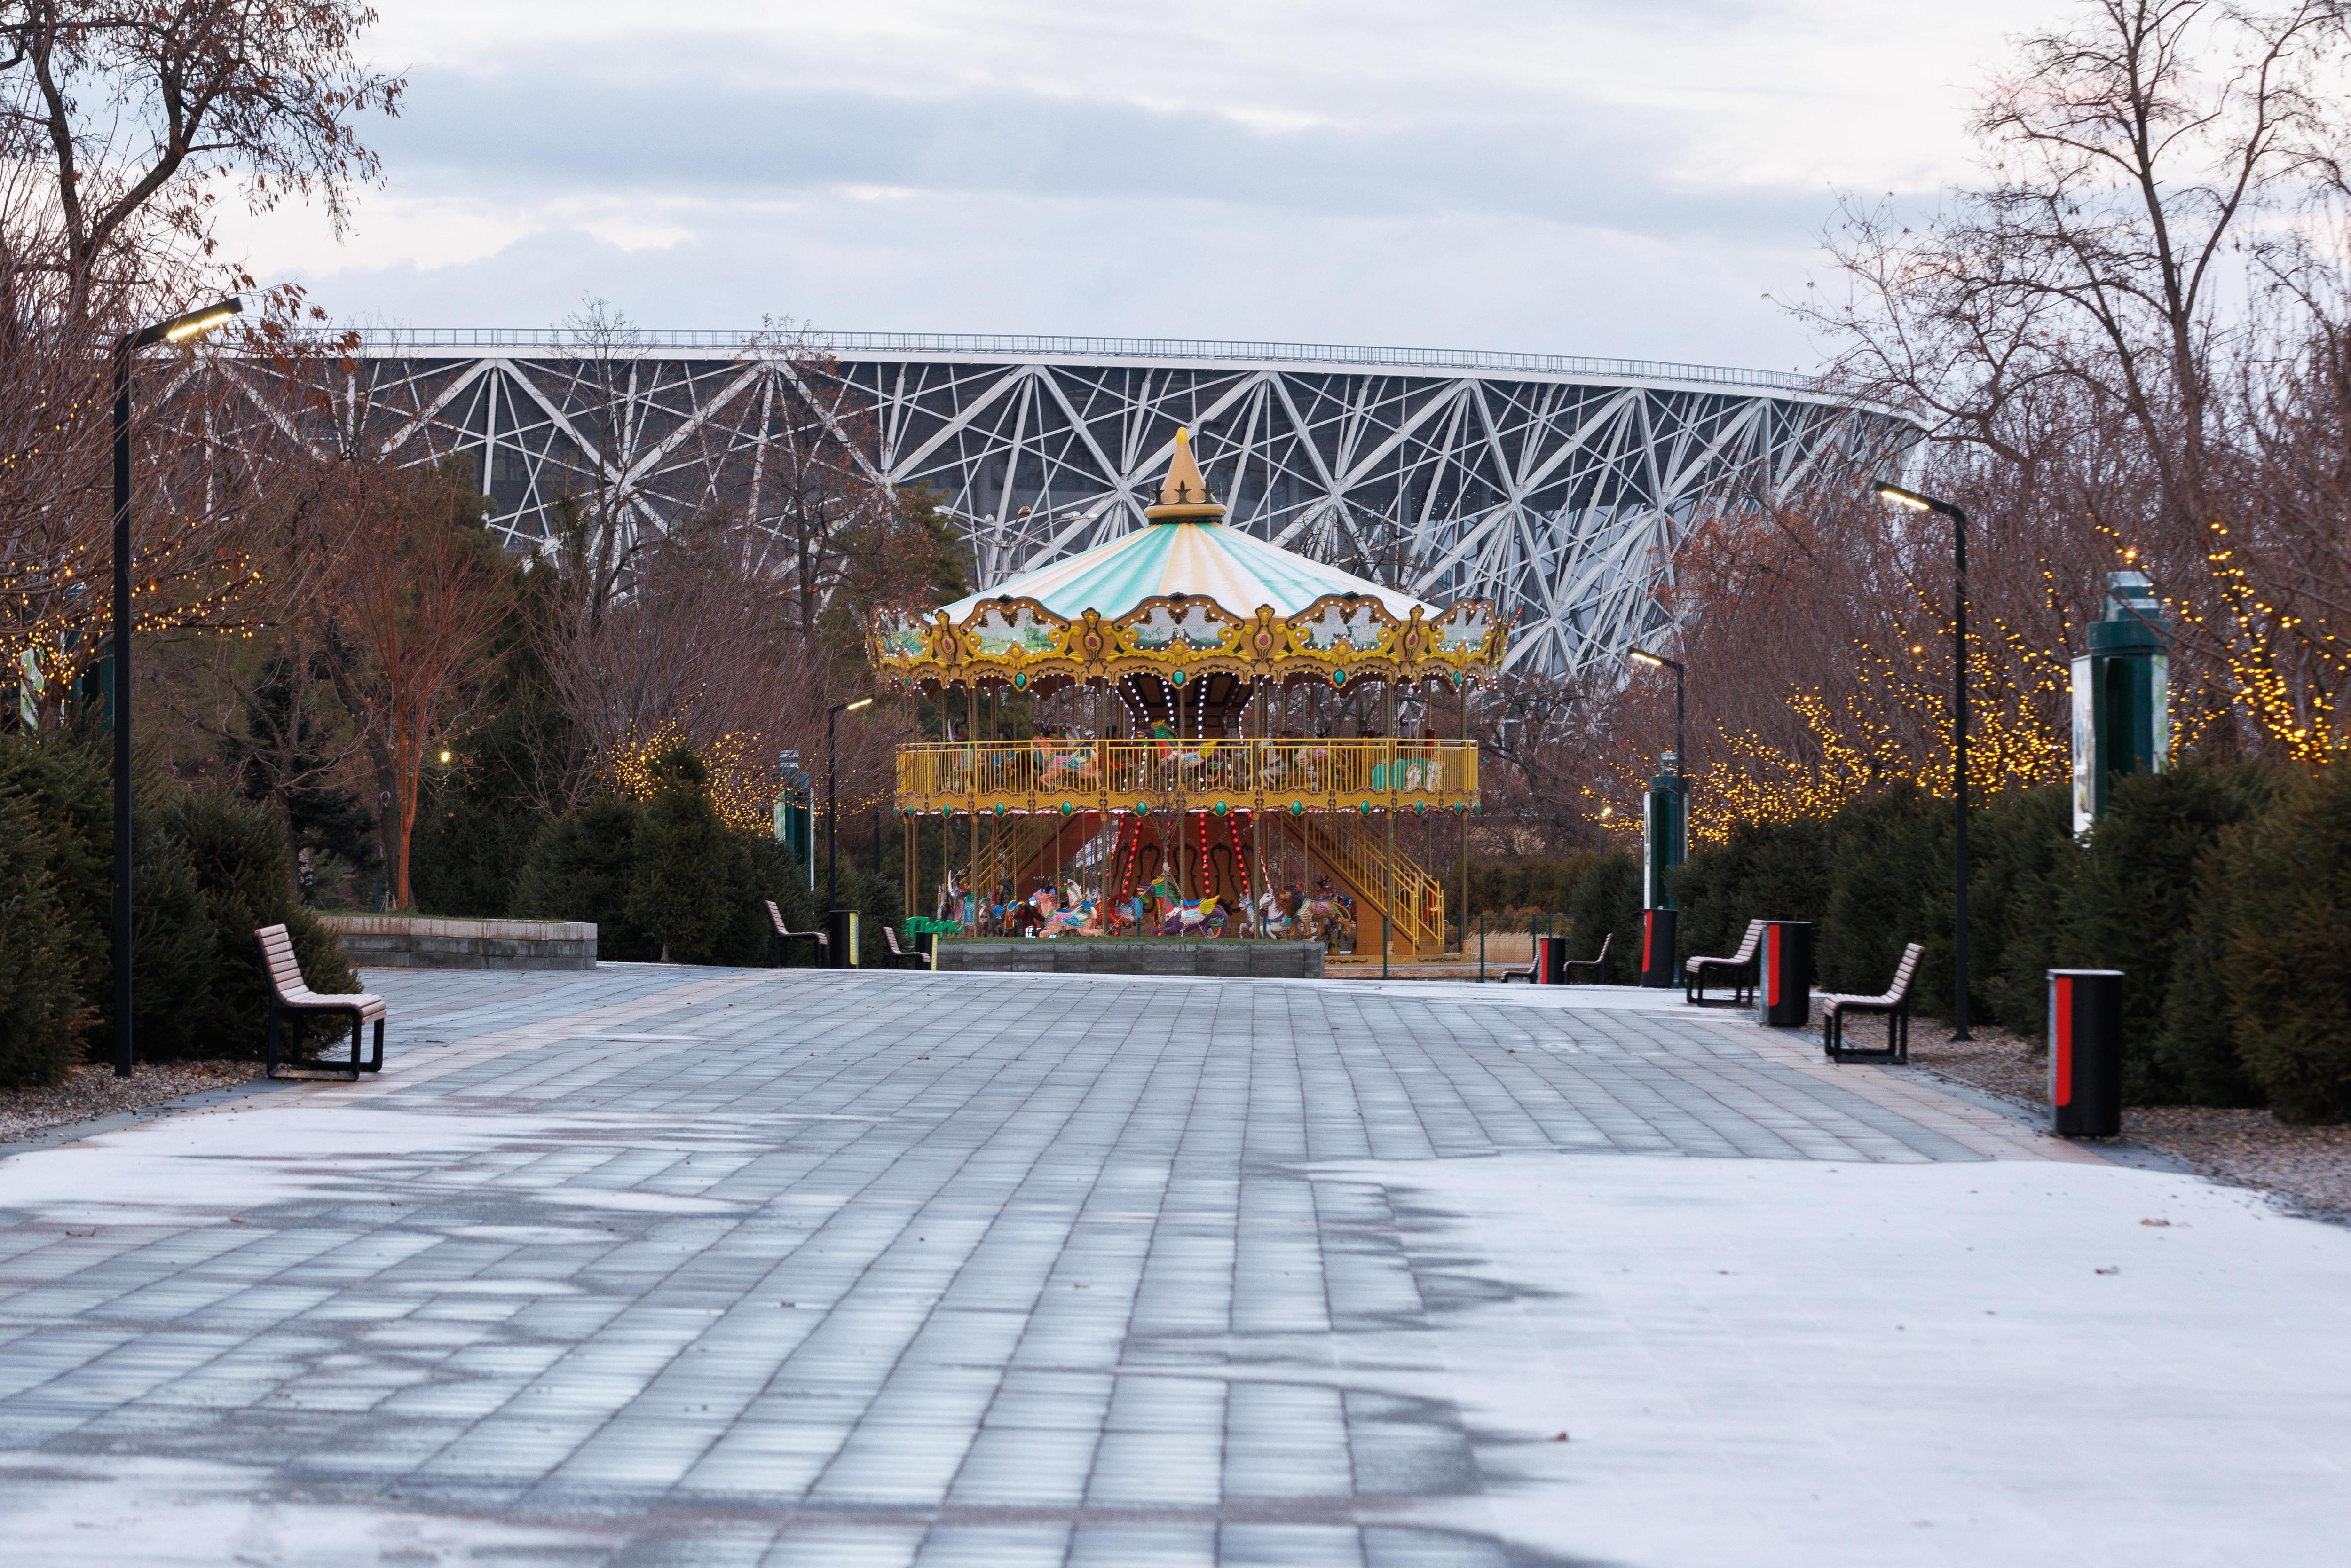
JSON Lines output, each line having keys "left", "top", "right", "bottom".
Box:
{"left": 0, "top": 965, "right": 2000, "bottom": 1563}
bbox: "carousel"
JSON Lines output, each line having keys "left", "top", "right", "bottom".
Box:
{"left": 871, "top": 429, "right": 1510, "bottom": 961}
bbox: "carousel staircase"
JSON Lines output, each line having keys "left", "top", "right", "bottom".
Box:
{"left": 1271, "top": 811, "right": 1447, "bottom": 960}
{"left": 966, "top": 815, "right": 1062, "bottom": 898}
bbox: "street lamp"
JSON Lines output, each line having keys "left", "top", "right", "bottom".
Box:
{"left": 1627, "top": 647, "right": 1685, "bottom": 778}
{"left": 826, "top": 697, "right": 873, "bottom": 923}
{"left": 1875, "top": 480, "right": 1974, "bottom": 1041}
{"left": 111, "top": 295, "right": 243, "bottom": 1079}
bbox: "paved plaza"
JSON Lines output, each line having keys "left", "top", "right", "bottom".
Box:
{"left": 0, "top": 967, "right": 2344, "bottom": 1565}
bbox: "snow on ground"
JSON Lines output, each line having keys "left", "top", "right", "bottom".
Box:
{"left": 0, "top": 1452, "right": 598, "bottom": 1566}
{"left": 1327, "top": 1151, "right": 2351, "bottom": 1567}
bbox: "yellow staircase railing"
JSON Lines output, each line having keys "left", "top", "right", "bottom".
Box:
{"left": 963, "top": 814, "right": 1061, "bottom": 900}
{"left": 1280, "top": 811, "right": 1446, "bottom": 958}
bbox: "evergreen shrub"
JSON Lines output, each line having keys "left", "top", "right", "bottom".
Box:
{"left": 2068, "top": 764, "right": 2279, "bottom": 1102}
{"left": 0, "top": 787, "right": 87, "bottom": 1086}
{"left": 1564, "top": 851, "right": 1643, "bottom": 982}
{"left": 626, "top": 747, "right": 733, "bottom": 963}
{"left": 513, "top": 776, "right": 842, "bottom": 968}
{"left": 161, "top": 790, "right": 357, "bottom": 1059}
{"left": 2220, "top": 763, "right": 2351, "bottom": 1123}
{"left": 0, "top": 735, "right": 357, "bottom": 1063}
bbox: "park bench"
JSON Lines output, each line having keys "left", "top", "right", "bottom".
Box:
{"left": 882, "top": 926, "right": 931, "bottom": 970}
{"left": 1685, "top": 919, "right": 1767, "bottom": 1007}
{"left": 1498, "top": 929, "right": 1612, "bottom": 985}
{"left": 1820, "top": 942, "right": 1924, "bottom": 1064}
{"left": 1497, "top": 925, "right": 1549, "bottom": 983}
{"left": 254, "top": 922, "right": 385, "bottom": 1081}
{"left": 765, "top": 900, "right": 828, "bottom": 966}
{"left": 1560, "top": 930, "right": 1612, "bottom": 985}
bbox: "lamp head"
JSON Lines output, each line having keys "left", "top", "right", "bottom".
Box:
{"left": 1875, "top": 481, "right": 1935, "bottom": 513}
{"left": 1628, "top": 648, "right": 1665, "bottom": 670}
{"left": 144, "top": 296, "right": 243, "bottom": 347}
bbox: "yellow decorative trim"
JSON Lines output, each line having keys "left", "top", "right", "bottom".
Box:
{"left": 870, "top": 592, "right": 1510, "bottom": 693}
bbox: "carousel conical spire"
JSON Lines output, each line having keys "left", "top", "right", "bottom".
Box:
{"left": 1143, "top": 426, "right": 1226, "bottom": 521}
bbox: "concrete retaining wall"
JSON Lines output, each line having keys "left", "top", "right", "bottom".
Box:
{"left": 937, "top": 939, "right": 1324, "bottom": 978}
{"left": 316, "top": 915, "right": 598, "bottom": 970}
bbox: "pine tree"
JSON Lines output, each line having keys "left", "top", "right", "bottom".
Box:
{"left": 625, "top": 746, "right": 731, "bottom": 963}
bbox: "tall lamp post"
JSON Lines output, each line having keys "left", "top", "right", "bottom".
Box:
{"left": 1875, "top": 481, "right": 1973, "bottom": 1041}
{"left": 111, "top": 296, "right": 243, "bottom": 1079}
{"left": 1628, "top": 647, "right": 1688, "bottom": 985}
{"left": 1627, "top": 647, "right": 1685, "bottom": 774}
{"left": 826, "top": 696, "right": 873, "bottom": 921}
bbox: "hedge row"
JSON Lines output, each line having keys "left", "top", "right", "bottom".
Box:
{"left": 1639, "top": 760, "right": 2351, "bottom": 1122}
{"left": 482, "top": 748, "right": 903, "bottom": 968}
{"left": 0, "top": 733, "right": 355, "bottom": 1087}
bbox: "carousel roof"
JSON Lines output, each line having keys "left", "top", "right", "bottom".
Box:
{"left": 936, "top": 428, "right": 1437, "bottom": 625}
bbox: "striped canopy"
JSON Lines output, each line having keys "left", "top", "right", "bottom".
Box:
{"left": 939, "top": 518, "right": 1437, "bottom": 625}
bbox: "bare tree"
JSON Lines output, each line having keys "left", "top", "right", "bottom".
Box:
{"left": 1781, "top": 0, "right": 2351, "bottom": 764}
{"left": 0, "top": 0, "right": 400, "bottom": 314}
{"left": 314, "top": 457, "right": 511, "bottom": 908}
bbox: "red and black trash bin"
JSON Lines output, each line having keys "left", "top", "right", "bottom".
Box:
{"left": 2049, "top": 969, "right": 2124, "bottom": 1137}
{"left": 1757, "top": 921, "right": 1813, "bottom": 1027}
{"left": 1640, "top": 908, "right": 1679, "bottom": 988}
{"left": 1536, "top": 933, "right": 1567, "bottom": 985}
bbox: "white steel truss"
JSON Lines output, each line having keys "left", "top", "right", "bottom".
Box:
{"left": 280, "top": 332, "right": 1917, "bottom": 676}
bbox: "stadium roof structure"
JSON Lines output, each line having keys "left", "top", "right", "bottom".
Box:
{"left": 272, "top": 330, "right": 1918, "bottom": 676}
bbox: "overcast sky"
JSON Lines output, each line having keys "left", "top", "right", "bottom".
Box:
{"left": 224, "top": 0, "right": 2056, "bottom": 371}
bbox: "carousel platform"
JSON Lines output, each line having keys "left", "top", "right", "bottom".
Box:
{"left": 936, "top": 938, "right": 1325, "bottom": 978}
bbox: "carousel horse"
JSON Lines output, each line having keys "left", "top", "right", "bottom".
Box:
{"left": 938, "top": 872, "right": 979, "bottom": 933}
{"left": 1256, "top": 888, "right": 1295, "bottom": 940}
{"left": 1301, "top": 884, "right": 1354, "bottom": 949}
{"left": 1041, "top": 732, "right": 1099, "bottom": 786}
{"left": 1041, "top": 886, "right": 1091, "bottom": 937}
{"left": 1157, "top": 895, "right": 1222, "bottom": 938}
{"left": 1147, "top": 722, "right": 1215, "bottom": 773}
{"left": 1009, "top": 888, "right": 1050, "bottom": 938}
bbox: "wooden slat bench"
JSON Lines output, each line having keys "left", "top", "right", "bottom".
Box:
{"left": 1821, "top": 942, "right": 1924, "bottom": 1064}
{"left": 882, "top": 926, "right": 931, "bottom": 970}
{"left": 1561, "top": 930, "right": 1612, "bottom": 985}
{"left": 255, "top": 923, "right": 385, "bottom": 1081}
{"left": 1685, "top": 919, "right": 1766, "bottom": 1007}
{"left": 765, "top": 900, "right": 828, "bottom": 966}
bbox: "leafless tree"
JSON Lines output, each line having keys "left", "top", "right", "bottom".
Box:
{"left": 0, "top": 0, "right": 400, "bottom": 315}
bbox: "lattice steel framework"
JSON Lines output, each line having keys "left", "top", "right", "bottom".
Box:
{"left": 254, "top": 332, "right": 1916, "bottom": 676}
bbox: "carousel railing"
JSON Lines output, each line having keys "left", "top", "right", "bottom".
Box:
{"left": 895, "top": 737, "right": 1479, "bottom": 815}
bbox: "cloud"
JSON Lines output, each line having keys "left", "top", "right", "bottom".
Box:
{"left": 372, "top": 67, "right": 1832, "bottom": 246}
{"left": 291, "top": 193, "right": 1828, "bottom": 370}
{"left": 230, "top": 0, "right": 2061, "bottom": 364}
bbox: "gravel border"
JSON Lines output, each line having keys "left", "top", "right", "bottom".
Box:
{"left": 1877, "top": 1014, "right": 2351, "bottom": 1222}
{"left": 0, "top": 1060, "right": 264, "bottom": 1146}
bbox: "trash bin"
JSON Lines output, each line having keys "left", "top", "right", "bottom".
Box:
{"left": 1536, "top": 933, "right": 1566, "bottom": 985}
{"left": 828, "top": 909, "right": 861, "bottom": 969}
{"left": 2049, "top": 969, "right": 2123, "bottom": 1136}
{"left": 1757, "top": 921, "right": 1812, "bottom": 1027}
{"left": 1641, "top": 907, "right": 1679, "bottom": 989}
{"left": 912, "top": 929, "right": 938, "bottom": 969}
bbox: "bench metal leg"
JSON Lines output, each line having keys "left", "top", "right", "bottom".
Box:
{"left": 266, "top": 1007, "right": 281, "bottom": 1079}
